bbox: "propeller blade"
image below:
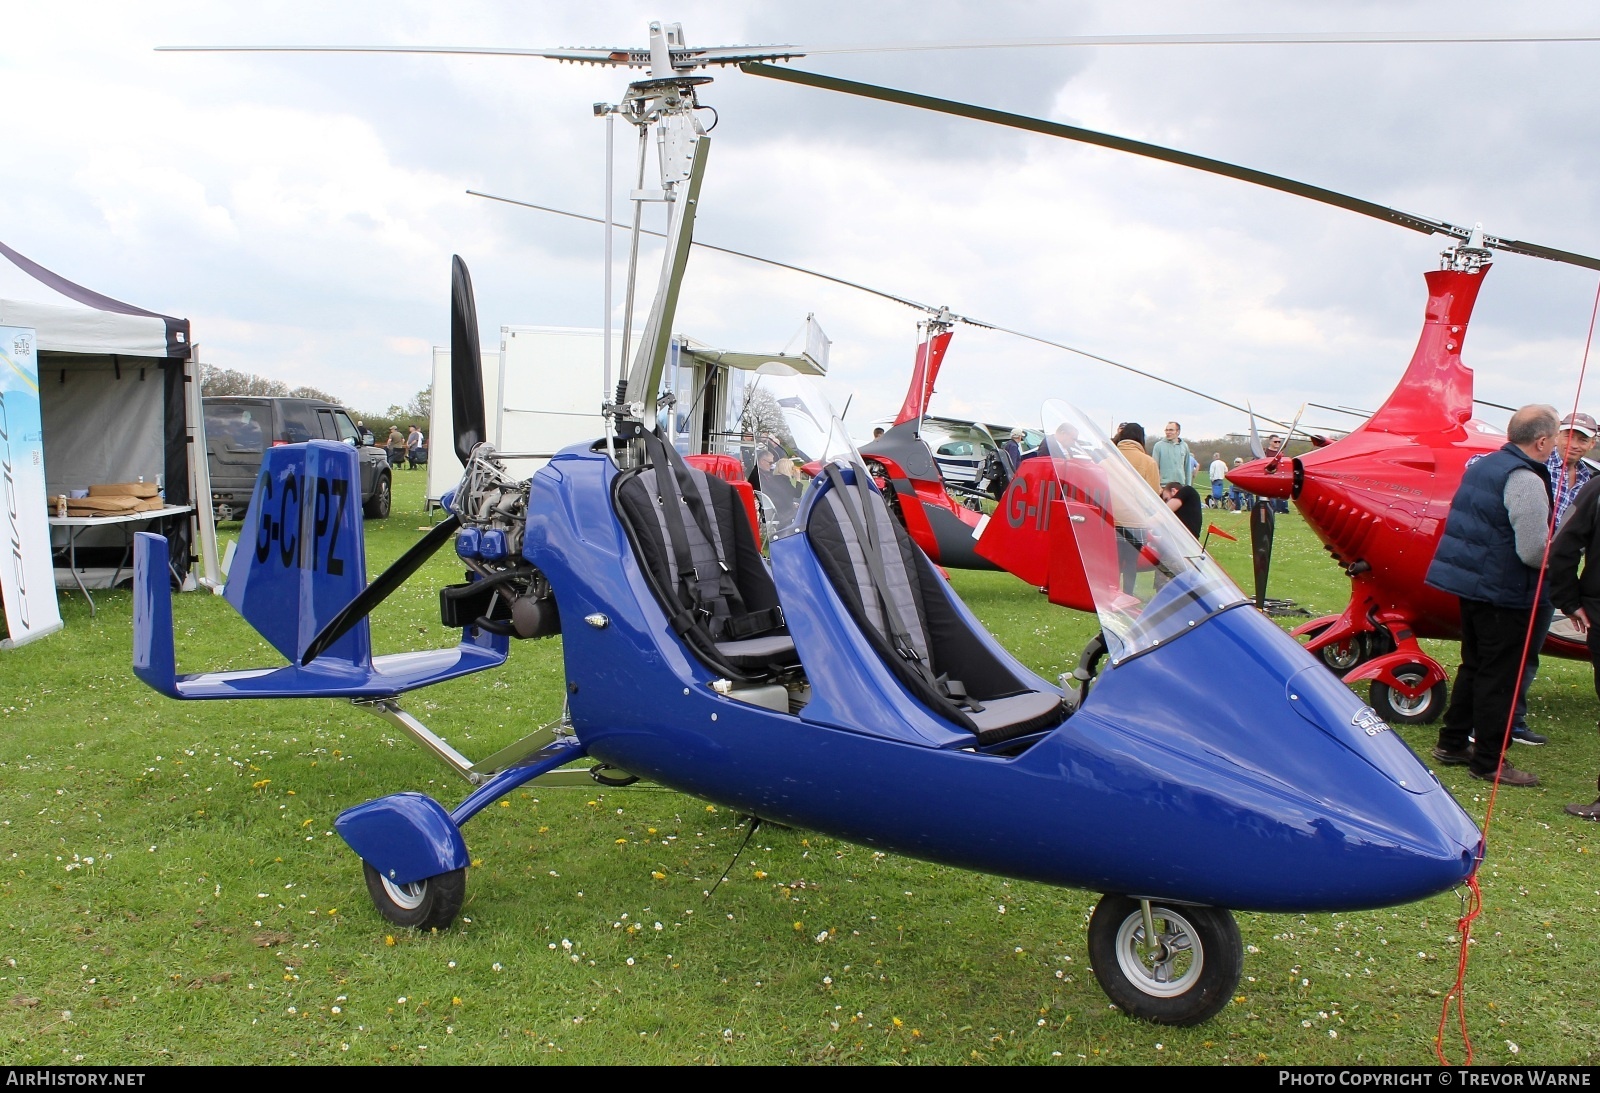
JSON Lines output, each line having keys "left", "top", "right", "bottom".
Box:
{"left": 301, "top": 515, "right": 462, "bottom": 666}
{"left": 1269, "top": 403, "right": 1308, "bottom": 469}
{"left": 740, "top": 63, "right": 1600, "bottom": 274}
{"left": 1247, "top": 403, "right": 1265, "bottom": 459}
{"left": 451, "top": 255, "right": 488, "bottom": 463}
{"left": 1284, "top": 402, "right": 1308, "bottom": 441}
{"left": 1249, "top": 499, "right": 1276, "bottom": 611}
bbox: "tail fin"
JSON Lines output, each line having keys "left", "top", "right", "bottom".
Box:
{"left": 131, "top": 439, "right": 510, "bottom": 701}
{"left": 974, "top": 458, "right": 1104, "bottom": 613}
{"left": 225, "top": 440, "right": 371, "bottom": 668}
{"left": 132, "top": 531, "right": 179, "bottom": 697}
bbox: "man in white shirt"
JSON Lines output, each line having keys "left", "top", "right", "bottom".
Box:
{"left": 1208, "top": 452, "right": 1229, "bottom": 507}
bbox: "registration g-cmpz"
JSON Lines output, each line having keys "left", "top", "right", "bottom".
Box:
{"left": 252, "top": 463, "right": 350, "bottom": 576}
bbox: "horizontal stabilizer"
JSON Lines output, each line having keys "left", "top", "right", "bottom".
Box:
{"left": 130, "top": 443, "right": 511, "bottom": 700}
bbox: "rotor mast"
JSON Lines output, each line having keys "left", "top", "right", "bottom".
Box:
{"left": 610, "top": 21, "right": 713, "bottom": 429}
{"left": 1441, "top": 222, "right": 1494, "bottom": 273}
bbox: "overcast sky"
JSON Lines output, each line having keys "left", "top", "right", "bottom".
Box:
{"left": 5, "top": 0, "right": 1600, "bottom": 438}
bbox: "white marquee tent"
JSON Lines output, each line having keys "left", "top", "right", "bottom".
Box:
{"left": 0, "top": 241, "right": 218, "bottom": 592}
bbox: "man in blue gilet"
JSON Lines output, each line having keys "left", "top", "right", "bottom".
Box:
{"left": 1425, "top": 404, "right": 1559, "bottom": 787}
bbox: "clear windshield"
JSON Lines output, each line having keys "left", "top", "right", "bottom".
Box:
{"left": 741, "top": 363, "right": 857, "bottom": 541}
{"left": 1041, "top": 400, "right": 1247, "bottom": 662}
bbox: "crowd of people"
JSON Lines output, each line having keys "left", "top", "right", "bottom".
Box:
{"left": 1425, "top": 406, "right": 1600, "bottom": 819}
{"left": 383, "top": 424, "right": 429, "bottom": 469}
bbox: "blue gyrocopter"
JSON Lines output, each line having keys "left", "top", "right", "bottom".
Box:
{"left": 133, "top": 25, "right": 1483, "bottom": 1025}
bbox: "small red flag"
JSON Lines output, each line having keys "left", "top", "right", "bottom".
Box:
{"left": 1206, "top": 525, "right": 1239, "bottom": 542}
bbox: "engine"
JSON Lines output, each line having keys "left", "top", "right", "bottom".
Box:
{"left": 439, "top": 445, "right": 559, "bottom": 640}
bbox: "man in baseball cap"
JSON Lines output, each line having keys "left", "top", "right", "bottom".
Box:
{"left": 1553, "top": 413, "right": 1597, "bottom": 530}
{"left": 1511, "top": 410, "right": 1600, "bottom": 748}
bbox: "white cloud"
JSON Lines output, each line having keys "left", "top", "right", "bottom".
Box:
{"left": 0, "top": 0, "right": 1596, "bottom": 433}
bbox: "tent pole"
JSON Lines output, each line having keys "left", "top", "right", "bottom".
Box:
{"left": 186, "top": 345, "right": 222, "bottom": 592}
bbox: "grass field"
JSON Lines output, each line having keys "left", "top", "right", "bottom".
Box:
{"left": 3, "top": 469, "right": 1597, "bottom": 1065}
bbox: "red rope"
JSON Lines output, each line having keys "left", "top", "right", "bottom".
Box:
{"left": 1435, "top": 275, "right": 1600, "bottom": 1064}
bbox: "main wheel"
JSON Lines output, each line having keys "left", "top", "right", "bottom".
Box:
{"left": 362, "top": 862, "right": 466, "bottom": 930}
{"left": 1317, "top": 632, "right": 1370, "bottom": 673}
{"left": 364, "top": 472, "right": 392, "bottom": 519}
{"left": 1087, "top": 895, "right": 1241, "bottom": 1026}
{"left": 1369, "top": 665, "right": 1447, "bottom": 725}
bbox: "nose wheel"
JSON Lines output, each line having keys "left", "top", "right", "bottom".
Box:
{"left": 1087, "top": 894, "right": 1241, "bottom": 1025}
{"left": 362, "top": 862, "right": 467, "bottom": 930}
{"left": 1369, "top": 664, "right": 1447, "bottom": 724}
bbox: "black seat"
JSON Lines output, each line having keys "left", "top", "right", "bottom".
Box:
{"left": 615, "top": 430, "right": 798, "bottom": 680}
{"left": 805, "top": 464, "right": 1066, "bottom": 747}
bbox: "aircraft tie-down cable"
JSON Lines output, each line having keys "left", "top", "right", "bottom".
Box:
{"left": 704, "top": 817, "right": 762, "bottom": 901}
{"left": 1436, "top": 277, "right": 1600, "bottom": 1066}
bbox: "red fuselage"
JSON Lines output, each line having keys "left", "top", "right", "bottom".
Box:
{"left": 1227, "top": 264, "right": 1583, "bottom": 662}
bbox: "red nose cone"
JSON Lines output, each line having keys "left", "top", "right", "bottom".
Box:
{"left": 1227, "top": 457, "right": 1293, "bottom": 499}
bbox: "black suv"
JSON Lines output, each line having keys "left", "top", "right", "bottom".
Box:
{"left": 203, "top": 396, "right": 392, "bottom": 521}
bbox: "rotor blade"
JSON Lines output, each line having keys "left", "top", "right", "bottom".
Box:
{"left": 1311, "top": 401, "right": 1375, "bottom": 418}
{"left": 1481, "top": 234, "right": 1600, "bottom": 270}
{"left": 740, "top": 63, "right": 1600, "bottom": 273}
{"left": 158, "top": 44, "right": 627, "bottom": 58}
{"left": 451, "top": 255, "right": 488, "bottom": 463}
{"left": 803, "top": 31, "right": 1600, "bottom": 54}
{"left": 1315, "top": 397, "right": 1516, "bottom": 418}
{"left": 159, "top": 29, "right": 1600, "bottom": 65}
{"left": 1247, "top": 403, "right": 1265, "bottom": 459}
{"left": 155, "top": 43, "right": 806, "bottom": 67}
{"left": 470, "top": 190, "right": 1292, "bottom": 428}
{"left": 301, "top": 515, "right": 462, "bottom": 666}
{"left": 467, "top": 190, "right": 941, "bottom": 313}
{"left": 973, "top": 320, "right": 1289, "bottom": 426}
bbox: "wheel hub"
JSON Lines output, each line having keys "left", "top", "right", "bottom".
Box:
{"left": 1390, "top": 674, "right": 1430, "bottom": 712}
{"left": 379, "top": 873, "right": 427, "bottom": 911}
{"left": 1116, "top": 908, "right": 1202, "bottom": 996}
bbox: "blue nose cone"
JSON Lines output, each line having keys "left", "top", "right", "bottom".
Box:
{"left": 1049, "top": 605, "right": 1480, "bottom": 912}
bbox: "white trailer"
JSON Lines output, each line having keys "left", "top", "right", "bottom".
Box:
{"left": 428, "top": 322, "right": 827, "bottom": 507}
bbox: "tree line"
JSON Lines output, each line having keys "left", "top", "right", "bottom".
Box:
{"left": 200, "top": 365, "right": 432, "bottom": 441}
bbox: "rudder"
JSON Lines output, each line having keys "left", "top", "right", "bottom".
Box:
{"left": 225, "top": 440, "right": 371, "bottom": 667}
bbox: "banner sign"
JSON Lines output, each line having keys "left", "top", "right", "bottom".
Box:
{"left": 1, "top": 325, "right": 62, "bottom": 648}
